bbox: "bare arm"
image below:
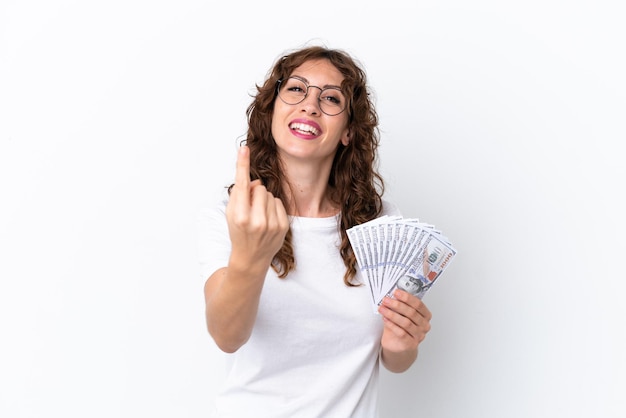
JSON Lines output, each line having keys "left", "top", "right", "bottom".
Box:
{"left": 204, "top": 146, "right": 289, "bottom": 353}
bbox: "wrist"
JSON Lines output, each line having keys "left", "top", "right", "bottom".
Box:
{"left": 228, "top": 252, "right": 273, "bottom": 281}
{"left": 380, "top": 346, "right": 418, "bottom": 373}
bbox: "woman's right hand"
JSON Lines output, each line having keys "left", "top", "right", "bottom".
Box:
{"left": 225, "top": 145, "right": 289, "bottom": 272}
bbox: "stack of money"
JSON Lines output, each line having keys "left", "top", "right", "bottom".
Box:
{"left": 347, "top": 216, "right": 457, "bottom": 311}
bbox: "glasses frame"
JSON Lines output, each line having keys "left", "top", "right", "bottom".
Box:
{"left": 276, "top": 76, "right": 348, "bottom": 116}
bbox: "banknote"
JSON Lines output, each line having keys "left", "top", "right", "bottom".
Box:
{"left": 347, "top": 216, "right": 457, "bottom": 311}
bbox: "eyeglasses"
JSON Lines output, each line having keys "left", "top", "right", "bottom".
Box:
{"left": 276, "top": 76, "right": 347, "bottom": 116}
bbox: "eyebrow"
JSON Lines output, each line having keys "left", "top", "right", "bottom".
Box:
{"left": 291, "top": 75, "right": 343, "bottom": 90}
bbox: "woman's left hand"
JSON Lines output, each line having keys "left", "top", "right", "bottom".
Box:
{"left": 378, "top": 289, "right": 432, "bottom": 371}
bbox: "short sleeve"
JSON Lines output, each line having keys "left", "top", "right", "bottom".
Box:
{"left": 197, "top": 194, "right": 231, "bottom": 285}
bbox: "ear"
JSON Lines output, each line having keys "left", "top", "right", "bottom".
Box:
{"left": 341, "top": 129, "right": 350, "bottom": 146}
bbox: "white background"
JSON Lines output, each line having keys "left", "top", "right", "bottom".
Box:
{"left": 1, "top": 1, "right": 624, "bottom": 417}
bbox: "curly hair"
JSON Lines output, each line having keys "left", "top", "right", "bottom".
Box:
{"left": 234, "top": 45, "right": 384, "bottom": 286}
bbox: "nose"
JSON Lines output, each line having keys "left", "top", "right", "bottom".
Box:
{"left": 300, "top": 86, "right": 323, "bottom": 115}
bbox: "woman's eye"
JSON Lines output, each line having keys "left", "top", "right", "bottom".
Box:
{"left": 322, "top": 92, "right": 342, "bottom": 105}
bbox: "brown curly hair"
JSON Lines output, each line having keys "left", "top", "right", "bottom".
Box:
{"left": 233, "top": 45, "right": 384, "bottom": 286}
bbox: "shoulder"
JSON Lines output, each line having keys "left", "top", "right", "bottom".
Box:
{"left": 381, "top": 199, "right": 402, "bottom": 217}
{"left": 198, "top": 189, "right": 230, "bottom": 226}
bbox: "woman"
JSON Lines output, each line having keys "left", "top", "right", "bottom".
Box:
{"left": 198, "top": 45, "right": 432, "bottom": 417}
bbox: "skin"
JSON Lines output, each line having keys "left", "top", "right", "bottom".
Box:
{"left": 270, "top": 59, "right": 351, "bottom": 217}
{"left": 204, "top": 58, "right": 432, "bottom": 373}
{"left": 379, "top": 289, "right": 432, "bottom": 373}
{"left": 204, "top": 145, "right": 289, "bottom": 353}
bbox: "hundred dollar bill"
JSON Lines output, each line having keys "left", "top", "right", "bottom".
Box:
{"left": 347, "top": 216, "right": 457, "bottom": 311}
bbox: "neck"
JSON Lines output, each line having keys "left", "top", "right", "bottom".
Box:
{"left": 281, "top": 159, "right": 338, "bottom": 218}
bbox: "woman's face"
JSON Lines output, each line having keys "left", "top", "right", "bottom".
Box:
{"left": 271, "top": 59, "right": 350, "bottom": 167}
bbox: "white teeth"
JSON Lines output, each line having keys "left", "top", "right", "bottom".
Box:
{"left": 290, "top": 122, "right": 319, "bottom": 136}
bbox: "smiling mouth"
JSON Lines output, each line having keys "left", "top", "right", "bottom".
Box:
{"left": 289, "top": 122, "right": 320, "bottom": 136}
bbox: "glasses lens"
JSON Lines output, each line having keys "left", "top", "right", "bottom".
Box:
{"left": 278, "top": 77, "right": 307, "bottom": 105}
{"left": 319, "top": 87, "right": 346, "bottom": 116}
{"left": 278, "top": 77, "right": 347, "bottom": 116}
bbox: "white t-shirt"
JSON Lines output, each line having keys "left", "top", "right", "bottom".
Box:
{"left": 198, "top": 194, "right": 401, "bottom": 418}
